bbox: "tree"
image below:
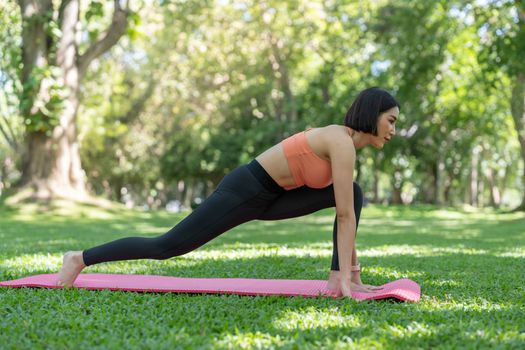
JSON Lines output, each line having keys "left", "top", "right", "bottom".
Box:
{"left": 474, "top": 0, "right": 525, "bottom": 210}
{"left": 15, "top": 0, "right": 132, "bottom": 200}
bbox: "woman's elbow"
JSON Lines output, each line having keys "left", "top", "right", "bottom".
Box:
{"left": 336, "top": 212, "right": 356, "bottom": 222}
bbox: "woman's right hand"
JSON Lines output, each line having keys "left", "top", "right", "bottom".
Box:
{"left": 339, "top": 279, "right": 376, "bottom": 297}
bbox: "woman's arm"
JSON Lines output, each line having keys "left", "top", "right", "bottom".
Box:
{"left": 327, "top": 129, "right": 358, "bottom": 296}
{"left": 352, "top": 244, "right": 358, "bottom": 266}
{"left": 351, "top": 245, "right": 361, "bottom": 283}
{"left": 336, "top": 218, "right": 356, "bottom": 273}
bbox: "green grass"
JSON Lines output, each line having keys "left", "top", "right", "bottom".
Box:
{"left": 1, "top": 201, "right": 524, "bottom": 349}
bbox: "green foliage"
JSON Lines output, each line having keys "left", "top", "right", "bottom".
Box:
{"left": 84, "top": 0, "right": 108, "bottom": 42}
{"left": 79, "top": 56, "right": 161, "bottom": 201}
{"left": 126, "top": 11, "right": 143, "bottom": 41}
{"left": 0, "top": 1, "right": 23, "bottom": 191}
{"left": 20, "top": 65, "right": 65, "bottom": 134}
{"left": 2, "top": 0, "right": 523, "bottom": 206}
{"left": 474, "top": 1, "right": 525, "bottom": 76}
{"left": 75, "top": 0, "right": 523, "bottom": 207}
{"left": 86, "top": 1, "right": 105, "bottom": 21}
{"left": 0, "top": 1, "right": 22, "bottom": 81}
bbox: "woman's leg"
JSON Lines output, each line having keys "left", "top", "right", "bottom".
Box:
{"left": 81, "top": 190, "right": 263, "bottom": 265}
{"left": 257, "top": 182, "right": 363, "bottom": 271}
{"left": 82, "top": 166, "right": 279, "bottom": 266}
{"left": 57, "top": 162, "right": 283, "bottom": 286}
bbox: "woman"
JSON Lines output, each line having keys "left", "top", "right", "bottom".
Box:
{"left": 57, "top": 87, "right": 399, "bottom": 297}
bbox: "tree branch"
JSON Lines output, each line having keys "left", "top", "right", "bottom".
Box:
{"left": 0, "top": 90, "right": 18, "bottom": 151}
{"left": 117, "top": 78, "right": 156, "bottom": 124}
{"left": 57, "top": 0, "right": 73, "bottom": 31}
{"left": 77, "top": 0, "right": 130, "bottom": 79}
{"left": 0, "top": 117, "right": 18, "bottom": 151}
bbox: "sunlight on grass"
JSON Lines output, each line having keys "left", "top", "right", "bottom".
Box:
{"left": 2, "top": 243, "right": 514, "bottom": 276}
{"left": 187, "top": 245, "right": 333, "bottom": 260}
{"left": 214, "top": 332, "right": 288, "bottom": 349}
{"left": 432, "top": 210, "right": 472, "bottom": 219}
{"left": 386, "top": 321, "right": 434, "bottom": 339}
{"left": 495, "top": 248, "right": 525, "bottom": 257}
{"left": 427, "top": 300, "right": 512, "bottom": 312}
{"left": 359, "top": 245, "right": 490, "bottom": 257}
{"left": 363, "top": 266, "right": 425, "bottom": 280}
{"left": 272, "top": 307, "right": 360, "bottom": 331}
{"left": 9, "top": 203, "right": 116, "bottom": 221}
{"left": 1, "top": 253, "right": 61, "bottom": 272}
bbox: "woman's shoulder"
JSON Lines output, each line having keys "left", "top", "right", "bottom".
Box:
{"left": 307, "top": 125, "right": 354, "bottom": 159}
{"left": 306, "top": 124, "right": 347, "bottom": 131}
{"left": 318, "top": 124, "right": 352, "bottom": 137}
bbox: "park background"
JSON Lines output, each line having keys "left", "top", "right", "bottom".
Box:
{"left": 1, "top": 0, "right": 525, "bottom": 211}
{"left": 1, "top": 0, "right": 524, "bottom": 349}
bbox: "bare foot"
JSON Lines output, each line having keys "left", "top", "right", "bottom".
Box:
{"left": 56, "top": 251, "right": 86, "bottom": 287}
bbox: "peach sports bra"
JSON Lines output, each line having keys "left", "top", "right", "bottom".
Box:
{"left": 281, "top": 126, "right": 353, "bottom": 190}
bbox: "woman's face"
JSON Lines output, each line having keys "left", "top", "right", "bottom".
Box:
{"left": 373, "top": 106, "right": 399, "bottom": 149}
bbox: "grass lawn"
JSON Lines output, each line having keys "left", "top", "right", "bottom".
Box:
{"left": 1, "top": 201, "right": 524, "bottom": 349}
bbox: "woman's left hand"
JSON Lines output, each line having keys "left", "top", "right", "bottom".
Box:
{"left": 358, "top": 283, "right": 384, "bottom": 291}
{"left": 327, "top": 270, "right": 384, "bottom": 293}
{"left": 351, "top": 274, "right": 383, "bottom": 291}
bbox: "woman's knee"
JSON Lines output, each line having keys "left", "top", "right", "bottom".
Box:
{"left": 148, "top": 235, "right": 192, "bottom": 260}
{"left": 152, "top": 247, "right": 191, "bottom": 260}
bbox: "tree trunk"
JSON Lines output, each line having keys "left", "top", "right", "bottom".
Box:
{"left": 392, "top": 183, "right": 403, "bottom": 205}
{"left": 0, "top": 95, "right": 19, "bottom": 151}
{"left": 486, "top": 166, "right": 501, "bottom": 208}
{"left": 469, "top": 148, "right": 479, "bottom": 207}
{"left": 266, "top": 31, "right": 297, "bottom": 135}
{"left": 391, "top": 168, "right": 403, "bottom": 205}
{"left": 184, "top": 179, "right": 196, "bottom": 209}
{"left": 436, "top": 157, "right": 445, "bottom": 205}
{"left": 443, "top": 172, "right": 453, "bottom": 206}
{"left": 499, "top": 164, "right": 511, "bottom": 206}
{"left": 431, "top": 162, "right": 439, "bottom": 205}
{"left": 15, "top": 0, "right": 129, "bottom": 201}
{"left": 270, "top": 39, "right": 297, "bottom": 126}
{"left": 478, "top": 169, "right": 485, "bottom": 207}
{"left": 19, "top": 0, "right": 85, "bottom": 198}
{"left": 0, "top": 157, "right": 8, "bottom": 195}
{"left": 510, "top": 72, "right": 525, "bottom": 211}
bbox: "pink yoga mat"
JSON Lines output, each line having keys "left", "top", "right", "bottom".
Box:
{"left": 0, "top": 274, "right": 420, "bottom": 302}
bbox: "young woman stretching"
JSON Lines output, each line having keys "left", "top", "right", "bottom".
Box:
{"left": 57, "top": 87, "right": 400, "bottom": 297}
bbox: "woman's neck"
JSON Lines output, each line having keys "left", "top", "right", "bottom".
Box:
{"left": 346, "top": 127, "right": 371, "bottom": 150}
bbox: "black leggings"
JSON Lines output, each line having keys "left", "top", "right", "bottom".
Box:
{"left": 82, "top": 159, "right": 363, "bottom": 270}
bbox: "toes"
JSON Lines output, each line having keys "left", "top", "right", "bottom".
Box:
{"left": 57, "top": 281, "right": 71, "bottom": 288}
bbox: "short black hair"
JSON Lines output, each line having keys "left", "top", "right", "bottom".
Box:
{"left": 344, "top": 87, "right": 400, "bottom": 136}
